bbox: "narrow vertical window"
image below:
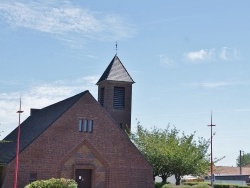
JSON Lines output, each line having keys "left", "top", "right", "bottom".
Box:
{"left": 78, "top": 119, "right": 83, "bottom": 132}
{"left": 89, "top": 120, "right": 93, "bottom": 133}
{"left": 83, "top": 119, "right": 88, "bottom": 132}
{"left": 100, "top": 87, "right": 105, "bottom": 107}
{"left": 120, "top": 123, "right": 123, "bottom": 129}
{"left": 113, "top": 87, "right": 125, "bottom": 109}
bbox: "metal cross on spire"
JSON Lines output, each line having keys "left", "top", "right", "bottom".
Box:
{"left": 115, "top": 41, "right": 118, "bottom": 55}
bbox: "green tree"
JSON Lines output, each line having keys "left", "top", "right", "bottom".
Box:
{"left": 130, "top": 122, "right": 173, "bottom": 182}
{"left": 130, "top": 122, "right": 210, "bottom": 185}
{"left": 236, "top": 152, "right": 250, "bottom": 167}
{"left": 170, "top": 132, "right": 210, "bottom": 185}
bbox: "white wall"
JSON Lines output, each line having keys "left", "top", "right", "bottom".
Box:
{"left": 205, "top": 180, "right": 247, "bottom": 186}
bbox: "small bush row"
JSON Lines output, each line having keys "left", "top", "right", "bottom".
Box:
{"left": 156, "top": 182, "right": 250, "bottom": 188}
{"left": 25, "top": 178, "right": 77, "bottom": 188}
{"left": 183, "top": 182, "right": 209, "bottom": 186}
{"left": 213, "top": 184, "right": 250, "bottom": 188}
{"left": 155, "top": 182, "right": 168, "bottom": 188}
{"left": 183, "top": 182, "right": 250, "bottom": 188}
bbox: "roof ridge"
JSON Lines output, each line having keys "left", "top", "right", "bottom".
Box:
{"left": 41, "top": 90, "right": 89, "bottom": 111}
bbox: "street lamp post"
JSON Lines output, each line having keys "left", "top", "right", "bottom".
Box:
{"left": 14, "top": 98, "right": 23, "bottom": 188}
{"left": 208, "top": 112, "right": 216, "bottom": 188}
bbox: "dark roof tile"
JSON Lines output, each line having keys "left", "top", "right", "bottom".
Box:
{"left": 0, "top": 91, "right": 88, "bottom": 164}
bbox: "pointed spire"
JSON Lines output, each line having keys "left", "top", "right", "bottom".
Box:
{"left": 96, "top": 55, "right": 134, "bottom": 84}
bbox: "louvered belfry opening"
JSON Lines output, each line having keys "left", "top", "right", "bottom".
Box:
{"left": 113, "top": 86, "right": 125, "bottom": 109}
{"left": 100, "top": 87, "right": 105, "bottom": 107}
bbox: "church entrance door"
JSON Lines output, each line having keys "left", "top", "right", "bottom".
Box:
{"left": 75, "top": 169, "right": 92, "bottom": 188}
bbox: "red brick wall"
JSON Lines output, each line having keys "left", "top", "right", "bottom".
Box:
{"left": 2, "top": 92, "right": 153, "bottom": 188}
{"left": 97, "top": 81, "right": 133, "bottom": 131}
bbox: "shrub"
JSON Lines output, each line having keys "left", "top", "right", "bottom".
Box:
{"left": 155, "top": 182, "right": 174, "bottom": 188}
{"left": 162, "top": 182, "right": 210, "bottom": 188}
{"left": 214, "top": 184, "right": 250, "bottom": 188}
{"left": 24, "top": 178, "right": 77, "bottom": 188}
{"left": 183, "top": 182, "right": 210, "bottom": 187}
{"left": 155, "top": 182, "right": 166, "bottom": 188}
{"left": 192, "top": 183, "right": 211, "bottom": 188}
{"left": 155, "top": 181, "right": 172, "bottom": 188}
{"left": 183, "top": 182, "right": 201, "bottom": 186}
{"left": 161, "top": 182, "right": 250, "bottom": 188}
{"left": 162, "top": 184, "right": 191, "bottom": 188}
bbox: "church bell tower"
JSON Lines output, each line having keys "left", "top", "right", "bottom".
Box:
{"left": 96, "top": 55, "right": 134, "bottom": 132}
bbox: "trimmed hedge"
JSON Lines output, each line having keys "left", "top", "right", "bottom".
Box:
{"left": 183, "top": 182, "right": 210, "bottom": 186}
{"left": 160, "top": 182, "right": 250, "bottom": 188}
{"left": 155, "top": 181, "right": 173, "bottom": 188}
{"left": 192, "top": 183, "right": 211, "bottom": 188}
{"left": 182, "top": 182, "right": 250, "bottom": 188}
{"left": 213, "top": 184, "right": 250, "bottom": 188}
{"left": 155, "top": 182, "right": 170, "bottom": 188}
{"left": 24, "top": 178, "right": 77, "bottom": 188}
{"left": 162, "top": 184, "right": 191, "bottom": 188}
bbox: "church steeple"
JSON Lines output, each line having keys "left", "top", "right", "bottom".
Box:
{"left": 97, "top": 55, "right": 134, "bottom": 131}
{"left": 97, "top": 55, "right": 134, "bottom": 84}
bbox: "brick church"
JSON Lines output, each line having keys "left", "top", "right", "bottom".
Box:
{"left": 0, "top": 55, "right": 154, "bottom": 188}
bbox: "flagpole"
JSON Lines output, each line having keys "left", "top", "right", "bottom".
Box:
{"left": 208, "top": 111, "right": 216, "bottom": 188}
{"left": 14, "top": 98, "right": 23, "bottom": 188}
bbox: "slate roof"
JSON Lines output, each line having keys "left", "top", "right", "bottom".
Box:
{"left": 0, "top": 90, "right": 88, "bottom": 164}
{"left": 97, "top": 55, "right": 135, "bottom": 84}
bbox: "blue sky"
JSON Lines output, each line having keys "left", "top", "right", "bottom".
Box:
{"left": 1, "top": 0, "right": 250, "bottom": 167}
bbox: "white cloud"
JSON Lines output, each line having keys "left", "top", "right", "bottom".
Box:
{"left": 189, "top": 81, "right": 232, "bottom": 89}
{"left": 159, "top": 54, "right": 176, "bottom": 67}
{"left": 220, "top": 47, "right": 239, "bottom": 61}
{"left": 200, "top": 81, "right": 232, "bottom": 88}
{"left": 0, "top": 1, "right": 135, "bottom": 48}
{"left": 234, "top": 108, "right": 250, "bottom": 112}
{"left": 190, "top": 81, "right": 250, "bottom": 89}
{"left": 185, "top": 49, "right": 215, "bottom": 62}
{"left": 185, "top": 47, "right": 239, "bottom": 62}
{"left": 0, "top": 76, "right": 99, "bottom": 139}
